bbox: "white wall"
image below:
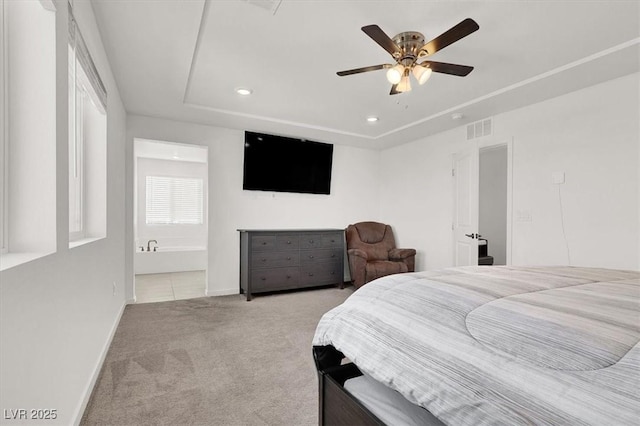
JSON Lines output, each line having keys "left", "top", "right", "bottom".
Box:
{"left": 502, "top": 73, "right": 638, "bottom": 269}
{"left": 126, "top": 115, "right": 381, "bottom": 298}
{"left": 0, "top": 1, "right": 128, "bottom": 424}
{"left": 380, "top": 72, "right": 639, "bottom": 271}
{"left": 5, "top": 0, "right": 56, "bottom": 254}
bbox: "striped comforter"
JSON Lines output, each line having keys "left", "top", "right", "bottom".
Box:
{"left": 312, "top": 266, "right": 640, "bottom": 425}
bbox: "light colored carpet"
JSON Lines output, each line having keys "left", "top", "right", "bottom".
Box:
{"left": 81, "top": 286, "right": 352, "bottom": 426}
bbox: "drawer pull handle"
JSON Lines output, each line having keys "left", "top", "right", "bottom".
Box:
{"left": 286, "top": 240, "right": 291, "bottom": 244}
{"left": 331, "top": 254, "right": 335, "bottom": 258}
{"left": 331, "top": 271, "right": 335, "bottom": 275}
{"left": 287, "top": 257, "right": 291, "bottom": 260}
{"left": 309, "top": 255, "right": 314, "bottom": 259}
{"left": 309, "top": 239, "right": 314, "bottom": 243}
{"left": 286, "top": 275, "right": 291, "bottom": 279}
{"left": 262, "top": 242, "right": 267, "bottom": 245}
{"left": 261, "top": 277, "right": 266, "bottom": 281}
{"left": 331, "top": 239, "right": 335, "bottom": 243}
{"left": 308, "top": 273, "right": 314, "bottom": 276}
{"left": 261, "top": 258, "right": 267, "bottom": 262}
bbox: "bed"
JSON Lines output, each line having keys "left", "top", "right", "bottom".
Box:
{"left": 312, "top": 266, "right": 640, "bottom": 425}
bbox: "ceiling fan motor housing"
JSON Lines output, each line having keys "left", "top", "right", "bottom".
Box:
{"left": 392, "top": 31, "right": 426, "bottom": 65}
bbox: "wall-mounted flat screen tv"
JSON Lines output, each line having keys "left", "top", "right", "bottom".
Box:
{"left": 243, "top": 131, "right": 333, "bottom": 195}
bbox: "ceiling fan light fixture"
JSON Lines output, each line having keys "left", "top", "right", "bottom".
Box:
{"left": 386, "top": 64, "right": 404, "bottom": 84}
{"left": 413, "top": 65, "right": 433, "bottom": 85}
{"left": 396, "top": 73, "right": 411, "bottom": 93}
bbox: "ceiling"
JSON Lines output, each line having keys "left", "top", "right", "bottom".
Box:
{"left": 91, "top": 0, "right": 639, "bottom": 150}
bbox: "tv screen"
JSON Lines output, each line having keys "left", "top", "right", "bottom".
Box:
{"left": 243, "top": 132, "right": 333, "bottom": 195}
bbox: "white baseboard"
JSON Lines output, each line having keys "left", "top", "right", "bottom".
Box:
{"left": 206, "top": 287, "right": 238, "bottom": 297}
{"left": 73, "top": 300, "right": 126, "bottom": 426}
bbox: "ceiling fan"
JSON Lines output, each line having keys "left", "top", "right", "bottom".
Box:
{"left": 337, "top": 18, "right": 479, "bottom": 95}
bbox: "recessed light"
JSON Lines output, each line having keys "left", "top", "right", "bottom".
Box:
{"left": 366, "top": 116, "right": 379, "bottom": 123}
{"left": 236, "top": 88, "right": 253, "bottom": 96}
{"left": 451, "top": 112, "right": 464, "bottom": 120}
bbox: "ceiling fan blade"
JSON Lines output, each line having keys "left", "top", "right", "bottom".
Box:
{"left": 420, "top": 61, "right": 474, "bottom": 76}
{"left": 337, "top": 64, "right": 391, "bottom": 76}
{"left": 362, "top": 25, "right": 402, "bottom": 57}
{"left": 420, "top": 18, "right": 479, "bottom": 57}
{"left": 390, "top": 84, "right": 400, "bottom": 95}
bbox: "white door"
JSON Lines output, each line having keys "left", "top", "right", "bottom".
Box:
{"left": 453, "top": 147, "right": 479, "bottom": 266}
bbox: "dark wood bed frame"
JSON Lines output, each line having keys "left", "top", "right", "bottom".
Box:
{"left": 313, "top": 345, "right": 447, "bottom": 426}
{"left": 313, "top": 345, "right": 385, "bottom": 425}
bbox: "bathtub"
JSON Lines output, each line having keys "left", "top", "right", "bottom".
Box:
{"left": 134, "top": 246, "right": 207, "bottom": 274}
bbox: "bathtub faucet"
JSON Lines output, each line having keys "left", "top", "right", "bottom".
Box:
{"left": 147, "top": 240, "right": 158, "bottom": 252}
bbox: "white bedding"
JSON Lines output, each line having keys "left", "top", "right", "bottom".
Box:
{"left": 313, "top": 266, "right": 640, "bottom": 425}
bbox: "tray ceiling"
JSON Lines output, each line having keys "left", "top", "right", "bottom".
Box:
{"left": 92, "top": 0, "right": 639, "bottom": 149}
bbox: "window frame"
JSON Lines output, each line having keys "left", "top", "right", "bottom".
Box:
{"left": 68, "top": 46, "right": 85, "bottom": 241}
{"left": 1, "top": 0, "right": 8, "bottom": 254}
{"left": 67, "top": 4, "right": 107, "bottom": 244}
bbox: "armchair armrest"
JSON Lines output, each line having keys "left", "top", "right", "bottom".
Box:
{"left": 347, "top": 248, "right": 368, "bottom": 260}
{"left": 389, "top": 248, "right": 416, "bottom": 260}
{"left": 389, "top": 248, "right": 416, "bottom": 273}
{"left": 346, "top": 248, "right": 368, "bottom": 289}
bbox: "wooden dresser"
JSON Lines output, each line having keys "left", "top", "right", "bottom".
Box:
{"left": 238, "top": 229, "right": 345, "bottom": 301}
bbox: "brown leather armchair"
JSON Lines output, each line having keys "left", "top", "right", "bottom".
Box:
{"left": 346, "top": 221, "right": 416, "bottom": 289}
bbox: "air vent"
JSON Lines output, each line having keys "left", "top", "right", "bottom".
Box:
{"left": 467, "top": 118, "right": 493, "bottom": 140}
{"left": 242, "top": 0, "right": 283, "bottom": 14}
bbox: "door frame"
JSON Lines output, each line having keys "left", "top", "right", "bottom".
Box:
{"left": 452, "top": 137, "right": 514, "bottom": 265}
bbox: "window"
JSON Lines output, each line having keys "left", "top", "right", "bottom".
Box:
{"left": 145, "top": 176, "right": 204, "bottom": 225}
{"left": 68, "top": 4, "right": 107, "bottom": 244}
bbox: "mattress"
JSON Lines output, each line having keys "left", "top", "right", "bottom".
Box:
{"left": 313, "top": 266, "right": 640, "bottom": 425}
{"left": 344, "top": 372, "right": 444, "bottom": 426}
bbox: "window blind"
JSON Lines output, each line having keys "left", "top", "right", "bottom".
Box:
{"left": 146, "top": 176, "right": 204, "bottom": 225}
{"left": 68, "top": 2, "right": 106, "bottom": 109}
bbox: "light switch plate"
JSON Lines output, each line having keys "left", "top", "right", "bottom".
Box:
{"left": 552, "top": 171, "right": 565, "bottom": 184}
{"left": 516, "top": 209, "right": 533, "bottom": 222}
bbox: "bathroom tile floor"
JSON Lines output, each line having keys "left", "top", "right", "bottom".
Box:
{"left": 135, "top": 270, "right": 206, "bottom": 303}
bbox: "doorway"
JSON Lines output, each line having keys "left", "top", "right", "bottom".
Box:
{"left": 453, "top": 141, "right": 511, "bottom": 266}
{"left": 133, "top": 138, "right": 209, "bottom": 303}
{"left": 479, "top": 145, "right": 508, "bottom": 265}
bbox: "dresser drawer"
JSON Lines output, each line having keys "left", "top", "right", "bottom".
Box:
{"left": 251, "top": 251, "right": 299, "bottom": 269}
{"left": 300, "top": 248, "right": 342, "bottom": 264}
{"left": 300, "top": 234, "right": 325, "bottom": 249}
{"left": 251, "top": 268, "right": 300, "bottom": 291}
{"left": 300, "top": 262, "right": 342, "bottom": 286}
{"left": 252, "top": 235, "right": 276, "bottom": 251}
{"left": 276, "top": 234, "right": 299, "bottom": 250}
{"left": 322, "top": 233, "right": 343, "bottom": 248}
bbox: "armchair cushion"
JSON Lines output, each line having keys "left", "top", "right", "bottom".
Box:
{"left": 365, "top": 261, "right": 408, "bottom": 283}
